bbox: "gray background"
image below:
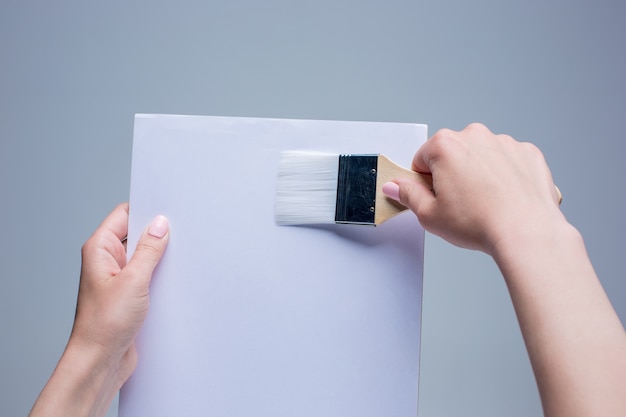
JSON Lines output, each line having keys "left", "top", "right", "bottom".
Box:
{"left": 1, "top": 0, "right": 624, "bottom": 416}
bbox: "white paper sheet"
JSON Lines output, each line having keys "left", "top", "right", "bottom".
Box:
{"left": 120, "top": 114, "right": 427, "bottom": 417}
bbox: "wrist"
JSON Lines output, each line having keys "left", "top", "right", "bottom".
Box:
{"left": 489, "top": 210, "right": 577, "bottom": 265}
{"left": 489, "top": 212, "right": 588, "bottom": 296}
{"left": 29, "top": 335, "right": 134, "bottom": 417}
{"left": 63, "top": 333, "right": 133, "bottom": 390}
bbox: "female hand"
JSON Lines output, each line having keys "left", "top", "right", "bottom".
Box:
{"left": 385, "top": 124, "right": 626, "bottom": 417}
{"left": 71, "top": 202, "right": 169, "bottom": 383}
{"left": 29, "top": 203, "right": 169, "bottom": 417}
{"left": 383, "top": 123, "right": 564, "bottom": 254}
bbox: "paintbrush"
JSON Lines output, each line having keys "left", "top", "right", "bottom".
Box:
{"left": 274, "top": 151, "right": 433, "bottom": 226}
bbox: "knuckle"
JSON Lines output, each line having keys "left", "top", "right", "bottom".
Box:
{"left": 431, "top": 127, "right": 455, "bottom": 142}
{"left": 413, "top": 202, "right": 429, "bottom": 221}
{"left": 134, "top": 241, "right": 162, "bottom": 261}
{"left": 399, "top": 184, "right": 426, "bottom": 217}
{"left": 81, "top": 233, "right": 103, "bottom": 258}
{"left": 415, "top": 204, "right": 436, "bottom": 230}
{"left": 427, "top": 130, "right": 452, "bottom": 155}
{"left": 519, "top": 141, "right": 546, "bottom": 163}
{"left": 465, "top": 122, "right": 489, "bottom": 133}
{"left": 521, "top": 141, "right": 542, "bottom": 155}
{"left": 81, "top": 240, "right": 93, "bottom": 258}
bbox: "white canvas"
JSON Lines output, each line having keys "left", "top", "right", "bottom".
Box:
{"left": 120, "top": 114, "right": 427, "bottom": 416}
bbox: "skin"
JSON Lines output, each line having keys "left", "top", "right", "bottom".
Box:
{"left": 383, "top": 123, "right": 626, "bottom": 417}
{"left": 29, "top": 203, "right": 169, "bottom": 417}
{"left": 30, "top": 123, "right": 626, "bottom": 416}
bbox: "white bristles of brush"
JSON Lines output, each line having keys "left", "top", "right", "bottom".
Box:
{"left": 275, "top": 151, "right": 339, "bottom": 225}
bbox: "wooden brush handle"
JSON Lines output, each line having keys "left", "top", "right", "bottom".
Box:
{"left": 374, "top": 154, "right": 433, "bottom": 225}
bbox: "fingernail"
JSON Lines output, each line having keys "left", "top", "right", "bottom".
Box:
{"left": 148, "top": 215, "right": 169, "bottom": 238}
{"left": 382, "top": 182, "right": 400, "bottom": 202}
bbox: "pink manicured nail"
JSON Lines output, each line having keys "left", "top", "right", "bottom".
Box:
{"left": 148, "top": 215, "right": 169, "bottom": 238}
{"left": 382, "top": 182, "right": 400, "bottom": 202}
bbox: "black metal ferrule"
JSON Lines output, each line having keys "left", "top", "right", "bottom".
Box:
{"left": 335, "top": 154, "right": 378, "bottom": 224}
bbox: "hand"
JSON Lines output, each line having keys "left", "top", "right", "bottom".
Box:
{"left": 72, "top": 202, "right": 169, "bottom": 382}
{"left": 383, "top": 123, "right": 564, "bottom": 254}
{"left": 385, "top": 124, "right": 626, "bottom": 417}
{"left": 29, "top": 203, "right": 169, "bottom": 417}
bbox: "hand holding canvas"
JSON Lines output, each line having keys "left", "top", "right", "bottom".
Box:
{"left": 29, "top": 203, "right": 169, "bottom": 417}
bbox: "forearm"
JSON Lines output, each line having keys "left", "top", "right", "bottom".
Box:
{"left": 493, "top": 222, "right": 626, "bottom": 417}
{"left": 29, "top": 337, "right": 129, "bottom": 417}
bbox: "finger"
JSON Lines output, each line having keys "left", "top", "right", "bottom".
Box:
{"left": 123, "top": 215, "right": 170, "bottom": 284}
{"left": 555, "top": 184, "right": 563, "bottom": 205}
{"left": 396, "top": 177, "right": 437, "bottom": 220}
{"left": 411, "top": 142, "right": 432, "bottom": 174}
{"left": 384, "top": 178, "right": 438, "bottom": 229}
{"left": 82, "top": 203, "right": 130, "bottom": 271}
{"left": 412, "top": 128, "right": 454, "bottom": 174}
{"left": 92, "top": 202, "right": 130, "bottom": 243}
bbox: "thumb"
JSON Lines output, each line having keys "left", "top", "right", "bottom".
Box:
{"left": 124, "top": 215, "right": 170, "bottom": 282}
{"left": 383, "top": 178, "right": 437, "bottom": 225}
